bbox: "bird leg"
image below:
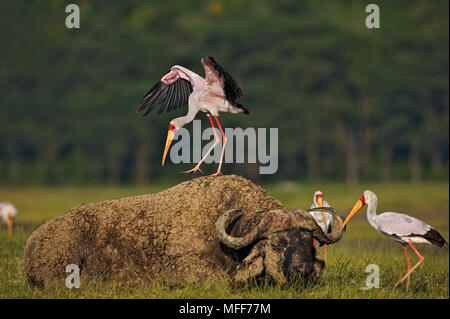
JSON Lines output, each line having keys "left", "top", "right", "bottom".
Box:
{"left": 182, "top": 114, "right": 219, "bottom": 174}
{"left": 211, "top": 115, "right": 227, "bottom": 177}
{"left": 394, "top": 241, "right": 424, "bottom": 288}
{"left": 402, "top": 246, "right": 411, "bottom": 291}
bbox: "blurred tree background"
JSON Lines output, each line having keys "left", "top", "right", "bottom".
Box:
{"left": 0, "top": 0, "right": 448, "bottom": 185}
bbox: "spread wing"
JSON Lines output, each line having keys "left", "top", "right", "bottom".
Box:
{"left": 202, "top": 56, "right": 244, "bottom": 106}
{"left": 137, "top": 68, "right": 193, "bottom": 116}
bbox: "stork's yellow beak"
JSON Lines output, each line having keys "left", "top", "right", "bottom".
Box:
{"left": 162, "top": 129, "right": 175, "bottom": 166}
{"left": 317, "top": 197, "right": 323, "bottom": 207}
{"left": 7, "top": 215, "right": 13, "bottom": 236}
{"left": 317, "top": 197, "right": 326, "bottom": 223}
{"left": 342, "top": 198, "right": 364, "bottom": 227}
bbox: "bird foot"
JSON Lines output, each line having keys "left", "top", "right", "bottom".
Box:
{"left": 210, "top": 171, "right": 223, "bottom": 177}
{"left": 181, "top": 166, "right": 204, "bottom": 174}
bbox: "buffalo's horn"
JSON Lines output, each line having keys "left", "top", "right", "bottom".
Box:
{"left": 307, "top": 206, "right": 346, "bottom": 244}
{"left": 216, "top": 209, "right": 273, "bottom": 250}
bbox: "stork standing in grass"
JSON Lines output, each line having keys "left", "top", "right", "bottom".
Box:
{"left": 309, "top": 191, "right": 334, "bottom": 258}
{"left": 136, "top": 56, "right": 249, "bottom": 176}
{"left": 342, "top": 190, "right": 448, "bottom": 291}
{"left": 0, "top": 202, "right": 18, "bottom": 236}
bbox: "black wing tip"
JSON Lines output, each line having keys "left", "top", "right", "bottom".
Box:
{"left": 137, "top": 78, "right": 193, "bottom": 117}
{"left": 237, "top": 103, "right": 250, "bottom": 114}
{"left": 139, "top": 81, "right": 163, "bottom": 104}
{"left": 136, "top": 103, "right": 149, "bottom": 116}
{"left": 423, "top": 228, "right": 448, "bottom": 247}
{"left": 136, "top": 105, "right": 145, "bottom": 113}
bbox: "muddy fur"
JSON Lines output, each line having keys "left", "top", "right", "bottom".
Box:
{"left": 23, "top": 175, "right": 287, "bottom": 288}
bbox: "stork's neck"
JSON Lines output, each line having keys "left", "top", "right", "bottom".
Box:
{"left": 366, "top": 199, "right": 379, "bottom": 230}
{"left": 173, "top": 106, "right": 199, "bottom": 129}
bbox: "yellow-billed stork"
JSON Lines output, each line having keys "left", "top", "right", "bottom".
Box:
{"left": 342, "top": 190, "right": 448, "bottom": 291}
{"left": 136, "top": 56, "right": 249, "bottom": 176}
{"left": 0, "top": 202, "right": 18, "bottom": 236}
{"left": 309, "top": 191, "right": 334, "bottom": 258}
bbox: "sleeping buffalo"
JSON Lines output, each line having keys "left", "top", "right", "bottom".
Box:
{"left": 23, "top": 174, "right": 346, "bottom": 288}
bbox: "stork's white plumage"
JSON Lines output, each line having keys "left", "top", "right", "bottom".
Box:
{"left": 342, "top": 190, "right": 448, "bottom": 291}
{"left": 309, "top": 191, "right": 334, "bottom": 233}
{"left": 309, "top": 191, "right": 334, "bottom": 258}
{"left": 136, "top": 56, "right": 249, "bottom": 176}
{"left": 0, "top": 202, "right": 18, "bottom": 236}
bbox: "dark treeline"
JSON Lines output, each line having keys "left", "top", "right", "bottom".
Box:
{"left": 0, "top": 0, "right": 448, "bottom": 185}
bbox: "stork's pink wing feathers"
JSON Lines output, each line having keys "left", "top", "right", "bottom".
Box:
{"left": 161, "top": 68, "right": 193, "bottom": 85}
{"left": 203, "top": 63, "right": 225, "bottom": 94}
{"left": 201, "top": 57, "right": 243, "bottom": 106}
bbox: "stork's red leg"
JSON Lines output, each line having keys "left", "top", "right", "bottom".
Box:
{"left": 182, "top": 114, "right": 220, "bottom": 174}
{"left": 394, "top": 241, "right": 424, "bottom": 289}
{"left": 323, "top": 244, "right": 327, "bottom": 260}
{"left": 403, "top": 246, "right": 411, "bottom": 291}
{"left": 211, "top": 115, "right": 227, "bottom": 176}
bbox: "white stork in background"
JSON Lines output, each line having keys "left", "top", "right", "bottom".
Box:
{"left": 342, "top": 190, "right": 448, "bottom": 291}
{"left": 136, "top": 56, "right": 249, "bottom": 176}
{"left": 0, "top": 202, "right": 18, "bottom": 236}
{"left": 309, "top": 191, "right": 334, "bottom": 258}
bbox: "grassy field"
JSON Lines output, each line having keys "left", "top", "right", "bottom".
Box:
{"left": 0, "top": 181, "right": 448, "bottom": 298}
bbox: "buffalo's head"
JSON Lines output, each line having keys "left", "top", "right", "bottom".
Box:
{"left": 215, "top": 207, "right": 346, "bottom": 283}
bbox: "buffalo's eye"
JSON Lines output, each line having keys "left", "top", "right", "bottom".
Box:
{"left": 271, "top": 238, "right": 288, "bottom": 251}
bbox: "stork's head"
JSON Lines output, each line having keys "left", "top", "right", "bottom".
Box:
{"left": 314, "top": 191, "right": 323, "bottom": 207}
{"left": 162, "top": 121, "right": 179, "bottom": 166}
{"left": 342, "top": 190, "right": 377, "bottom": 227}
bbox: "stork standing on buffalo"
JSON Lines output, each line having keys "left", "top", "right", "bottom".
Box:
{"left": 309, "top": 191, "right": 334, "bottom": 258}
{"left": 137, "top": 56, "right": 249, "bottom": 176}
{"left": 0, "top": 202, "right": 18, "bottom": 236}
{"left": 342, "top": 190, "right": 447, "bottom": 291}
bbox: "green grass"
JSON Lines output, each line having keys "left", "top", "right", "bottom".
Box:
{"left": 0, "top": 181, "right": 448, "bottom": 298}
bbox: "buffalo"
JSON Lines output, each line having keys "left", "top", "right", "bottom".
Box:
{"left": 23, "top": 174, "right": 345, "bottom": 288}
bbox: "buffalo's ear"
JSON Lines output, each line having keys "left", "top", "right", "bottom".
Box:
{"left": 233, "top": 241, "right": 266, "bottom": 283}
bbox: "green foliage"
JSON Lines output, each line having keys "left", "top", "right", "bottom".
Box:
{"left": 0, "top": 0, "right": 448, "bottom": 185}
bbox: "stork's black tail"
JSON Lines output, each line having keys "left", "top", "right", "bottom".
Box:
{"left": 423, "top": 228, "right": 448, "bottom": 247}
{"left": 237, "top": 103, "right": 250, "bottom": 114}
